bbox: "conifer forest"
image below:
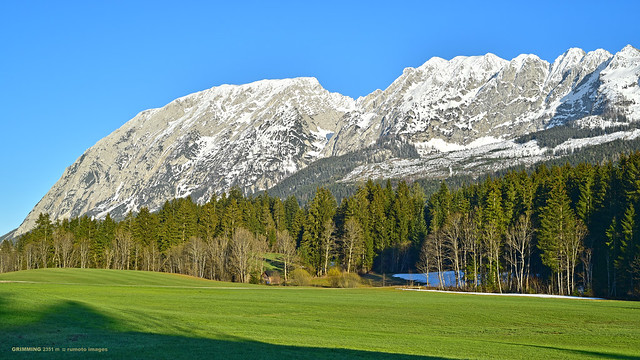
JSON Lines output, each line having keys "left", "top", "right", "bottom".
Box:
{"left": 2, "top": 151, "right": 640, "bottom": 299}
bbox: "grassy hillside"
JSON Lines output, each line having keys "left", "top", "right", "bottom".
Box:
{"left": 1, "top": 269, "right": 639, "bottom": 359}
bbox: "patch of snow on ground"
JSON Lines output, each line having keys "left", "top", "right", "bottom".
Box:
{"left": 414, "top": 136, "right": 502, "bottom": 155}
{"left": 468, "top": 136, "right": 502, "bottom": 148}
{"left": 554, "top": 129, "right": 640, "bottom": 154}
{"left": 401, "top": 288, "right": 604, "bottom": 300}
{"left": 310, "top": 126, "right": 334, "bottom": 140}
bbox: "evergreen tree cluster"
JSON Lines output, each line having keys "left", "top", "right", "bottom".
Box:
{"left": 420, "top": 151, "right": 640, "bottom": 298}
{"left": 515, "top": 120, "right": 639, "bottom": 149}
{"left": 1, "top": 151, "right": 639, "bottom": 298}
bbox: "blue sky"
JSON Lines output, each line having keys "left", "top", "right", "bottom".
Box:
{"left": 1, "top": 0, "right": 638, "bottom": 235}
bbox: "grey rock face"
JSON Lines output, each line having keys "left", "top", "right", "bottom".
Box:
{"left": 17, "top": 78, "right": 354, "bottom": 234}
{"left": 16, "top": 45, "right": 640, "bottom": 236}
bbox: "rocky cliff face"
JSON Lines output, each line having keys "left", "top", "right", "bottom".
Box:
{"left": 16, "top": 45, "right": 640, "bottom": 236}
{"left": 18, "top": 78, "right": 354, "bottom": 234}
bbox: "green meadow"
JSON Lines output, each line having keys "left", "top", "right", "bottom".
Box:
{"left": 0, "top": 269, "right": 638, "bottom": 359}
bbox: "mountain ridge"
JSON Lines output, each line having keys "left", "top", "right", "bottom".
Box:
{"left": 14, "top": 45, "right": 640, "bottom": 237}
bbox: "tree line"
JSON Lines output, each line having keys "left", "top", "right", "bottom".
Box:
{"left": 1, "top": 151, "right": 639, "bottom": 298}
{"left": 419, "top": 151, "right": 640, "bottom": 298}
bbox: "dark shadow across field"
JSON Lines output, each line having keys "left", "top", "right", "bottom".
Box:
{"left": 485, "top": 340, "right": 637, "bottom": 360}
{"left": 0, "top": 298, "right": 442, "bottom": 359}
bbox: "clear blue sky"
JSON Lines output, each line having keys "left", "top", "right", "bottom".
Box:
{"left": 1, "top": 0, "right": 638, "bottom": 236}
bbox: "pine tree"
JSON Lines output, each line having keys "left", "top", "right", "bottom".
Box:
{"left": 606, "top": 217, "right": 621, "bottom": 297}
{"left": 301, "top": 187, "right": 337, "bottom": 275}
{"left": 33, "top": 213, "right": 53, "bottom": 268}
{"left": 618, "top": 204, "right": 638, "bottom": 295}
{"left": 176, "top": 197, "right": 198, "bottom": 243}
{"left": 95, "top": 214, "right": 116, "bottom": 268}
{"left": 284, "top": 195, "right": 300, "bottom": 235}
{"left": 538, "top": 174, "right": 581, "bottom": 295}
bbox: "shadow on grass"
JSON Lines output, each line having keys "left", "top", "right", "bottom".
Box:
{"left": 360, "top": 273, "right": 408, "bottom": 287}
{"left": 0, "top": 298, "right": 441, "bottom": 359}
{"left": 486, "top": 340, "right": 638, "bottom": 360}
{"left": 263, "top": 256, "right": 285, "bottom": 273}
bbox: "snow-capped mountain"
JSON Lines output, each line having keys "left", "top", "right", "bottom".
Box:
{"left": 327, "top": 46, "right": 638, "bottom": 157}
{"left": 17, "top": 78, "right": 354, "bottom": 234}
{"left": 15, "top": 45, "right": 640, "bottom": 236}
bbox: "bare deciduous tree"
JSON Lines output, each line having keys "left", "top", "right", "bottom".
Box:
{"left": 206, "top": 235, "right": 228, "bottom": 281}
{"left": 461, "top": 213, "right": 480, "bottom": 290}
{"left": 417, "top": 239, "right": 431, "bottom": 287}
{"left": 53, "top": 228, "right": 75, "bottom": 268}
{"left": 78, "top": 238, "right": 90, "bottom": 269}
{"left": 276, "top": 230, "right": 296, "bottom": 281}
{"left": 483, "top": 221, "right": 503, "bottom": 293}
{"left": 187, "top": 236, "right": 207, "bottom": 278}
{"left": 443, "top": 213, "right": 463, "bottom": 288}
{"left": 231, "top": 228, "right": 255, "bottom": 283}
{"left": 342, "top": 218, "right": 363, "bottom": 273}
{"left": 506, "top": 214, "right": 532, "bottom": 293}
{"left": 36, "top": 237, "right": 50, "bottom": 269}
{"left": 114, "top": 228, "right": 133, "bottom": 270}
{"left": 420, "top": 231, "right": 446, "bottom": 289}
{"left": 321, "top": 220, "right": 336, "bottom": 276}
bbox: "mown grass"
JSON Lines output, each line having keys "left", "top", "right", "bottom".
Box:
{"left": 0, "top": 268, "right": 638, "bottom": 359}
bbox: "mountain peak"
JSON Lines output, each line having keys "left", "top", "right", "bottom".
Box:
{"left": 618, "top": 44, "right": 640, "bottom": 57}
{"left": 418, "top": 56, "right": 448, "bottom": 69}
{"left": 245, "top": 76, "right": 320, "bottom": 88}
{"left": 553, "top": 48, "right": 586, "bottom": 64}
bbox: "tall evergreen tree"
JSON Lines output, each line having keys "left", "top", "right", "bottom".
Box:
{"left": 301, "top": 187, "right": 337, "bottom": 275}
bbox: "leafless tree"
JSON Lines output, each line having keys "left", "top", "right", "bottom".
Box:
{"left": 206, "top": 235, "right": 228, "bottom": 281}
{"left": 564, "top": 221, "right": 587, "bottom": 295}
{"left": 36, "top": 237, "right": 50, "bottom": 269}
{"left": 417, "top": 239, "right": 431, "bottom": 287}
{"left": 342, "top": 218, "right": 363, "bottom": 273}
{"left": 187, "top": 236, "right": 207, "bottom": 278}
{"left": 112, "top": 228, "right": 133, "bottom": 270}
{"left": 581, "top": 248, "right": 593, "bottom": 292}
{"left": 461, "top": 213, "right": 480, "bottom": 290}
{"left": 52, "top": 228, "right": 74, "bottom": 268}
{"left": 165, "top": 244, "right": 185, "bottom": 274}
{"left": 77, "top": 238, "right": 90, "bottom": 269}
{"left": 483, "top": 221, "right": 503, "bottom": 293}
{"left": 231, "top": 227, "right": 255, "bottom": 283}
{"left": 505, "top": 214, "right": 532, "bottom": 293}
{"left": 59, "top": 230, "right": 75, "bottom": 268}
{"left": 276, "top": 230, "right": 296, "bottom": 281}
{"left": 23, "top": 243, "right": 36, "bottom": 270}
{"left": 141, "top": 243, "right": 159, "bottom": 272}
{"left": 421, "top": 231, "right": 446, "bottom": 289}
{"left": 104, "top": 242, "right": 114, "bottom": 269}
{"left": 321, "top": 220, "right": 336, "bottom": 276}
{"left": 443, "top": 213, "right": 463, "bottom": 288}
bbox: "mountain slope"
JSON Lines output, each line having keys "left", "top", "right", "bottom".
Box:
{"left": 15, "top": 45, "right": 640, "bottom": 236}
{"left": 17, "top": 78, "right": 354, "bottom": 234}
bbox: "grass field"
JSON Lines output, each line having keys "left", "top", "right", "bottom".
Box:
{"left": 0, "top": 269, "right": 639, "bottom": 359}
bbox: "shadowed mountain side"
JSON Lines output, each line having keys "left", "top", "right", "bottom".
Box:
{"left": 0, "top": 299, "right": 443, "bottom": 360}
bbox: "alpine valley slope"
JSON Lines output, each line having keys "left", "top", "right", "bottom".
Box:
{"left": 15, "top": 45, "right": 640, "bottom": 236}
